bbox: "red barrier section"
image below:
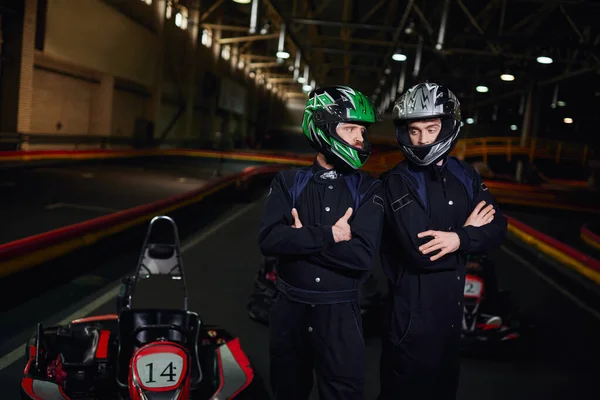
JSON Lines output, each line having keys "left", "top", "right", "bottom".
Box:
{"left": 507, "top": 216, "right": 600, "bottom": 272}
{"left": 0, "top": 164, "right": 282, "bottom": 262}
{"left": 581, "top": 223, "right": 600, "bottom": 250}
{"left": 0, "top": 148, "right": 313, "bottom": 164}
{"left": 0, "top": 148, "right": 156, "bottom": 161}
{"left": 582, "top": 224, "right": 600, "bottom": 242}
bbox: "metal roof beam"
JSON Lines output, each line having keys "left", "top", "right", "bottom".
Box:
{"left": 303, "top": 47, "right": 384, "bottom": 58}
{"left": 199, "top": 0, "right": 226, "bottom": 24}
{"left": 475, "top": 63, "right": 600, "bottom": 107}
{"left": 290, "top": 18, "right": 398, "bottom": 32}
{"left": 219, "top": 33, "right": 279, "bottom": 44}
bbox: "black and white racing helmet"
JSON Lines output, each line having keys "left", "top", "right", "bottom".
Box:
{"left": 393, "top": 82, "right": 462, "bottom": 166}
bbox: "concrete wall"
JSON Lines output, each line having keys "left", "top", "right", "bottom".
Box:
{"left": 44, "top": 0, "right": 156, "bottom": 86}
{"left": 31, "top": 67, "right": 96, "bottom": 134}
{"left": 5, "top": 0, "right": 292, "bottom": 150}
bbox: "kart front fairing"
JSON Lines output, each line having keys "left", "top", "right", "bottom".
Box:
{"left": 21, "top": 216, "right": 269, "bottom": 400}
{"left": 21, "top": 317, "right": 260, "bottom": 399}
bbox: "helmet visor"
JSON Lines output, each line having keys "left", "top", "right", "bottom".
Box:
{"left": 395, "top": 117, "right": 456, "bottom": 147}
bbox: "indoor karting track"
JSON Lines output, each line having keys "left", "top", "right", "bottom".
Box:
{"left": 0, "top": 158, "right": 248, "bottom": 244}
{"left": 0, "top": 162, "right": 599, "bottom": 399}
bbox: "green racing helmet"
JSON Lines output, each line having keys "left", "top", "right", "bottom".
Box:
{"left": 301, "top": 85, "right": 380, "bottom": 170}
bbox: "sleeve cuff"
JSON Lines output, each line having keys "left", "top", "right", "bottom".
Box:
{"left": 321, "top": 225, "right": 335, "bottom": 245}
{"left": 456, "top": 228, "right": 470, "bottom": 251}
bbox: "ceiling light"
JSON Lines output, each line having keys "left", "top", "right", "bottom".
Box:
{"left": 175, "top": 12, "right": 183, "bottom": 27}
{"left": 563, "top": 117, "right": 573, "bottom": 124}
{"left": 500, "top": 73, "right": 515, "bottom": 81}
{"left": 392, "top": 52, "right": 407, "bottom": 62}
{"left": 476, "top": 85, "right": 489, "bottom": 93}
{"left": 233, "top": 0, "right": 251, "bottom": 4}
{"left": 276, "top": 51, "right": 290, "bottom": 59}
{"left": 466, "top": 118, "right": 475, "bottom": 124}
{"left": 510, "top": 125, "right": 518, "bottom": 131}
{"left": 537, "top": 56, "right": 553, "bottom": 64}
{"left": 557, "top": 100, "right": 566, "bottom": 107}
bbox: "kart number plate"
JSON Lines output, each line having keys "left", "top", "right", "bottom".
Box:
{"left": 135, "top": 352, "right": 184, "bottom": 389}
{"left": 464, "top": 276, "right": 483, "bottom": 298}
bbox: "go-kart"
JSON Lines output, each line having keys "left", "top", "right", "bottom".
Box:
{"left": 246, "top": 257, "right": 383, "bottom": 338}
{"left": 461, "top": 254, "right": 534, "bottom": 356}
{"left": 21, "top": 216, "right": 270, "bottom": 399}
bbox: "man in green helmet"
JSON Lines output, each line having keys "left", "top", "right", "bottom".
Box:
{"left": 258, "top": 85, "right": 385, "bottom": 399}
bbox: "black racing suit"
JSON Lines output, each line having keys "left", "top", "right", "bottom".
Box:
{"left": 258, "top": 159, "right": 384, "bottom": 400}
{"left": 378, "top": 157, "right": 507, "bottom": 400}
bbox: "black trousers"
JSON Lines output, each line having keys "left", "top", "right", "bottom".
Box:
{"left": 269, "top": 294, "right": 365, "bottom": 400}
{"left": 378, "top": 271, "right": 463, "bottom": 400}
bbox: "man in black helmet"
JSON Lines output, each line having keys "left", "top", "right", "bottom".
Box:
{"left": 378, "top": 82, "right": 508, "bottom": 400}
{"left": 258, "top": 86, "right": 385, "bottom": 400}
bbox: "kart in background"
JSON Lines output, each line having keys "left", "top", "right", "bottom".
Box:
{"left": 461, "top": 254, "right": 535, "bottom": 357}
{"left": 246, "top": 257, "right": 383, "bottom": 339}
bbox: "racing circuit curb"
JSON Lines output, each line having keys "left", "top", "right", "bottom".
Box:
{"left": 507, "top": 216, "right": 600, "bottom": 286}
{"left": 0, "top": 148, "right": 313, "bottom": 168}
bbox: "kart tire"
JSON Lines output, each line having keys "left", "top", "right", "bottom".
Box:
{"left": 247, "top": 259, "right": 384, "bottom": 338}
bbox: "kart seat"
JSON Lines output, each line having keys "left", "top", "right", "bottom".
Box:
{"left": 116, "top": 309, "right": 202, "bottom": 388}
{"left": 129, "top": 275, "right": 187, "bottom": 310}
{"left": 148, "top": 243, "right": 175, "bottom": 259}
{"left": 139, "top": 244, "right": 179, "bottom": 276}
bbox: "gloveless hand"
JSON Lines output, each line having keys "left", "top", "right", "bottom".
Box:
{"left": 464, "top": 201, "right": 495, "bottom": 227}
{"left": 291, "top": 208, "right": 302, "bottom": 228}
{"left": 417, "top": 230, "right": 460, "bottom": 261}
{"left": 332, "top": 207, "right": 353, "bottom": 242}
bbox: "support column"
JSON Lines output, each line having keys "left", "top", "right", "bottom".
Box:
{"left": 208, "top": 16, "right": 222, "bottom": 148}
{"left": 146, "top": 0, "right": 167, "bottom": 143}
{"left": 0, "top": 0, "right": 36, "bottom": 135}
{"left": 17, "top": 0, "right": 37, "bottom": 133}
{"left": 89, "top": 74, "right": 114, "bottom": 136}
{"left": 516, "top": 83, "right": 534, "bottom": 183}
{"left": 212, "top": 17, "right": 222, "bottom": 61}
{"left": 184, "top": 0, "right": 201, "bottom": 140}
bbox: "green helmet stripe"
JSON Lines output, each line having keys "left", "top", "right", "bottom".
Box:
{"left": 332, "top": 140, "right": 363, "bottom": 169}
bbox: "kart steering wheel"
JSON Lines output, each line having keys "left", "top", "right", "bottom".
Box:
{"left": 132, "top": 324, "right": 188, "bottom": 348}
